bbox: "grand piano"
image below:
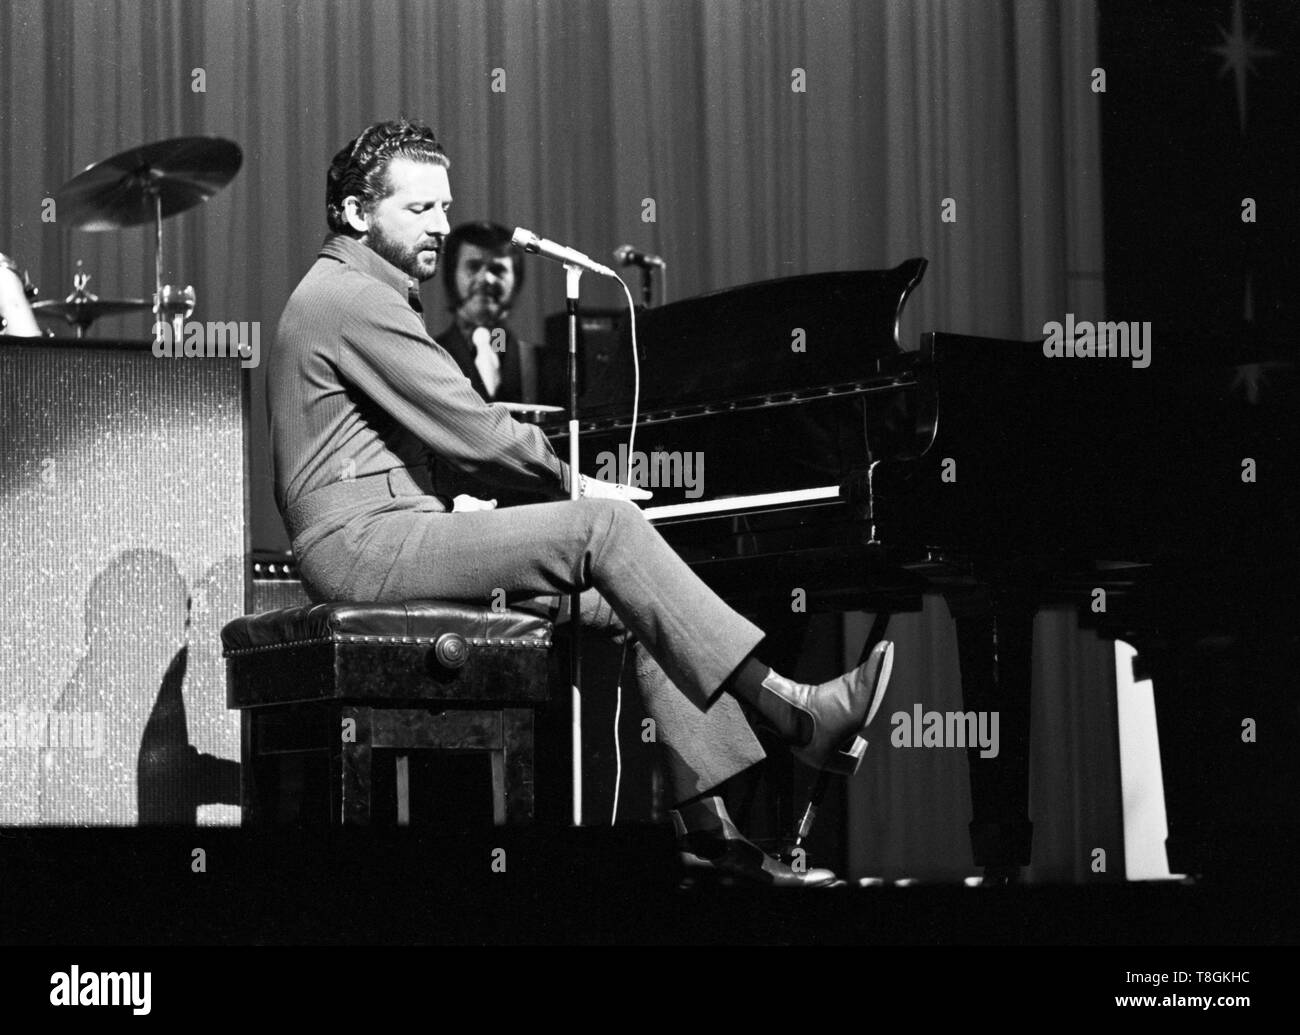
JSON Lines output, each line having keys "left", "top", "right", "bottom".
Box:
{"left": 540, "top": 263, "right": 1300, "bottom": 879}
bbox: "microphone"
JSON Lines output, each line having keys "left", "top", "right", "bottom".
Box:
{"left": 613, "top": 245, "right": 666, "bottom": 269}
{"left": 511, "top": 227, "right": 617, "bottom": 279}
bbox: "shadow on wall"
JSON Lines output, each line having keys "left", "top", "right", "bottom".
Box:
{"left": 38, "top": 549, "right": 240, "bottom": 825}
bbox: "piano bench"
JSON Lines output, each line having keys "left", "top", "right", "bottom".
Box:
{"left": 221, "top": 601, "right": 552, "bottom": 827}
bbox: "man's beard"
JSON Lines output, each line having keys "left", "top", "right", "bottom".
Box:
{"left": 366, "top": 222, "right": 439, "bottom": 282}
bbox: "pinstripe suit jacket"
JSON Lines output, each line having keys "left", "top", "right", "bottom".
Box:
{"left": 268, "top": 234, "right": 571, "bottom": 542}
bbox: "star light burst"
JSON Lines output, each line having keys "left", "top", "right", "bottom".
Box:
{"left": 1208, "top": 0, "right": 1277, "bottom": 134}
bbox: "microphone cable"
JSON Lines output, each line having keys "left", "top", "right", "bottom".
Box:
{"left": 610, "top": 637, "right": 630, "bottom": 826}
{"left": 608, "top": 273, "right": 641, "bottom": 826}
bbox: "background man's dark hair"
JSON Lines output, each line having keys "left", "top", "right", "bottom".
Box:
{"left": 441, "top": 220, "right": 526, "bottom": 310}
{"left": 326, "top": 118, "right": 448, "bottom": 235}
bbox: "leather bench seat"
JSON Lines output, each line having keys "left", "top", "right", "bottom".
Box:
{"left": 221, "top": 600, "right": 554, "bottom": 825}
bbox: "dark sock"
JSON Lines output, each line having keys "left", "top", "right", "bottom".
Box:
{"left": 670, "top": 788, "right": 734, "bottom": 844}
{"left": 721, "top": 654, "right": 812, "bottom": 746}
{"left": 722, "top": 655, "right": 771, "bottom": 705}
{"left": 670, "top": 789, "right": 725, "bottom": 847}
{"left": 672, "top": 770, "right": 739, "bottom": 815}
{"left": 673, "top": 790, "right": 715, "bottom": 812}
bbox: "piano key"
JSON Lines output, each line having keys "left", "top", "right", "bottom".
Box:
{"left": 642, "top": 484, "right": 841, "bottom": 522}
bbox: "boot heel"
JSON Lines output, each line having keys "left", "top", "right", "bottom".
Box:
{"left": 827, "top": 735, "right": 868, "bottom": 775}
{"left": 863, "top": 641, "right": 894, "bottom": 727}
{"left": 827, "top": 644, "right": 892, "bottom": 775}
{"left": 774, "top": 638, "right": 894, "bottom": 775}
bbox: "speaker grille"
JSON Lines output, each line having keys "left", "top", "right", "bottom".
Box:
{"left": 0, "top": 342, "right": 246, "bottom": 825}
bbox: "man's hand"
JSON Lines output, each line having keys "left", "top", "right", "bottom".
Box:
{"left": 580, "top": 475, "right": 653, "bottom": 504}
{"left": 452, "top": 494, "right": 498, "bottom": 512}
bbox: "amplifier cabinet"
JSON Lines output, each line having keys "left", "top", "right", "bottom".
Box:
{"left": 0, "top": 338, "right": 247, "bottom": 825}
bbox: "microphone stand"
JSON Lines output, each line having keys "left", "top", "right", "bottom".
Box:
{"left": 638, "top": 265, "right": 654, "bottom": 308}
{"left": 565, "top": 262, "right": 584, "bottom": 827}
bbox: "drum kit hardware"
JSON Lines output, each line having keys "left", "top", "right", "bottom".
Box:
{"left": 33, "top": 136, "right": 242, "bottom": 339}
{"left": 31, "top": 262, "right": 150, "bottom": 338}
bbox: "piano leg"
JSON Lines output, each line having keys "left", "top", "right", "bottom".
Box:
{"left": 947, "top": 586, "right": 1035, "bottom": 882}
{"left": 1142, "top": 613, "right": 1300, "bottom": 878}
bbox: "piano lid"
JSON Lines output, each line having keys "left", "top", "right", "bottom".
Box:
{"left": 575, "top": 259, "right": 926, "bottom": 419}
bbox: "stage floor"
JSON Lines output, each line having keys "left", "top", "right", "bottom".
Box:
{"left": 1, "top": 825, "right": 1295, "bottom": 946}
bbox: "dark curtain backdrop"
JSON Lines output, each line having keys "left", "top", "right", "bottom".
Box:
{"left": 1, "top": 0, "right": 1118, "bottom": 879}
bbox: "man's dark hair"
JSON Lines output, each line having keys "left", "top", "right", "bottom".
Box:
{"left": 441, "top": 220, "right": 526, "bottom": 309}
{"left": 326, "top": 119, "right": 448, "bottom": 235}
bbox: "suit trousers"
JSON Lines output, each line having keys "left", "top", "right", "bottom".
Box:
{"left": 289, "top": 479, "right": 768, "bottom": 799}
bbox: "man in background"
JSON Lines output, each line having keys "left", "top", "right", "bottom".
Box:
{"left": 434, "top": 221, "right": 538, "bottom": 403}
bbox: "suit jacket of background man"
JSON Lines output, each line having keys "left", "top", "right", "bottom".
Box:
{"left": 434, "top": 320, "right": 539, "bottom": 404}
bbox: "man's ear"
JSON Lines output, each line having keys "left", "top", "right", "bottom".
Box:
{"left": 342, "top": 196, "right": 369, "bottom": 234}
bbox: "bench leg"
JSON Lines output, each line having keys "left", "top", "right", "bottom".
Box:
{"left": 337, "top": 705, "right": 373, "bottom": 825}
{"left": 490, "top": 752, "right": 507, "bottom": 825}
{"left": 240, "top": 711, "right": 260, "bottom": 825}
{"left": 396, "top": 754, "right": 410, "bottom": 826}
{"left": 503, "top": 708, "right": 535, "bottom": 823}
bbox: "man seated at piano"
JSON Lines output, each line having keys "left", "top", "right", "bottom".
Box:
{"left": 269, "top": 118, "right": 896, "bottom": 886}
{"left": 433, "top": 220, "right": 540, "bottom": 404}
{"left": 0, "top": 250, "right": 40, "bottom": 337}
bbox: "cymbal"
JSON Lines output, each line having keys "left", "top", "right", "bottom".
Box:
{"left": 33, "top": 297, "right": 152, "bottom": 322}
{"left": 56, "top": 136, "right": 242, "bottom": 231}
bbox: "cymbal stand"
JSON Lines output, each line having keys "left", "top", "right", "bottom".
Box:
{"left": 146, "top": 185, "right": 195, "bottom": 344}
